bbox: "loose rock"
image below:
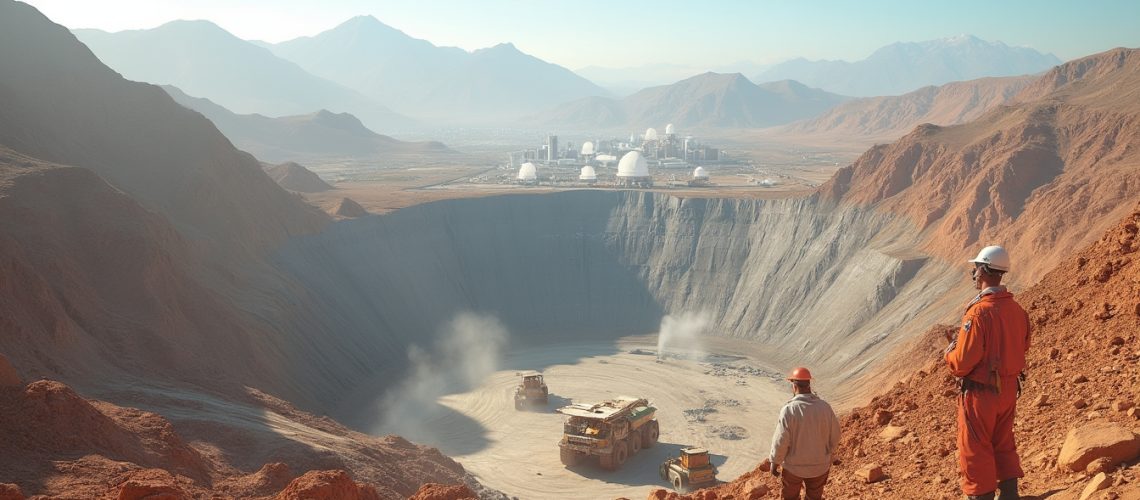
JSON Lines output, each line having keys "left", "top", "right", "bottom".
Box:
{"left": 1078, "top": 472, "right": 1110, "bottom": 500}
{"left": 879, "top": 425, "right": 909, "bottom": 442}
{"left": 857, "top": 464, "right": 885, "bottom": 483}
{"left": 1057, "top": 421, "right": 1140, "bottom": 472}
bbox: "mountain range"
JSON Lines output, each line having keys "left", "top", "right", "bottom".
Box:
{"left": 756, "top": 34, "right": 1061, "bottom": 97}
{"left": 163, "top": 85, "right": 450, "bottom": 163}
{"left": 267, "top": 15, "right": 611, "bottom": 123}
{"left": 74, "top": 21, "right": 412, "bottom": 131}
{"left": 534, "top": 72, "right": 848, "bottom": 129}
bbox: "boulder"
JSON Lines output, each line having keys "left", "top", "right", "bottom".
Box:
{"left": 1085, "top": 457, "right": 1115, "bottom": 474}
{"left": 1057, "top": 422, "right": 1140, "bottom": 472}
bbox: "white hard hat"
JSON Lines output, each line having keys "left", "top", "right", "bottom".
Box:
{"left": 968, "top": 245, "right": 1011, "bottom": 272}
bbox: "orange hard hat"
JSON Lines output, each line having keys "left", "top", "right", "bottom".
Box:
{"left": 787, "top": 367, "right": 813, "bottom": 382}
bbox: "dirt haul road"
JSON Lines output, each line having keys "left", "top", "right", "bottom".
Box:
{"left": 388, "top": 339, "right": 792, "bottom": 499}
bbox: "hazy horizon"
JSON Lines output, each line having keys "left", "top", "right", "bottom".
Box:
{"left": 24, "top": 0, "right": 1140, "bottom": 71}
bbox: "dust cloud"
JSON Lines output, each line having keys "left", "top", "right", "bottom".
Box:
{"left": 374, "top": 312, "right": 508, "bottom": 439}
{"left": 656, "top": 310, "right": 711, "bottom": 359}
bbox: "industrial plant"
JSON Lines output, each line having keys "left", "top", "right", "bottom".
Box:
{"left": 500, "top": 125, "right": 733, "bottom": 188}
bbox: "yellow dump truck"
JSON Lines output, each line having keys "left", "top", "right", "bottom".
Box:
{"left": 556, "top": 396, "right": 659, "bottom": 470}
{"left": 660, "top": 447, "right": 717, "bottom": 493}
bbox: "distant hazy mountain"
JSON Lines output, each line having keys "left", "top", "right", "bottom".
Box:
{"left": 535, "top": 72, "right": 847, "bottom": 129}
{"left": 163, "top": 86, "right": 449, "bottom": 163}
{"left": 756, "top": 35, "right": 1061, "bottom": 97}
{"left": 73, "top": 21, "right": 412, "bottom": 131}
{"left": 268, "top": 16, "right": 610, "bottom": 123}
{"left": 577, "top": 61, "right": 773, "bottom": 96}
{"left": 784, "top": 75, "right": 1034, "bottom": 140}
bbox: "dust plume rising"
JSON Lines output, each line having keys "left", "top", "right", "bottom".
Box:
{"left": 375, "top": 312, "right": 508, "bottom": 440}
{"left": 656, "top": 311, "right": 711, "bottom": 359}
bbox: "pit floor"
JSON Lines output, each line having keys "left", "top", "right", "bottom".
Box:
{"left": 382, "top": 337, "right": 792, "bottom": 499}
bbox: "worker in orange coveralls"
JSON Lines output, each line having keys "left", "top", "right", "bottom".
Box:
{"left": 944, "top": 245, "right": 1030, "bottom": 500}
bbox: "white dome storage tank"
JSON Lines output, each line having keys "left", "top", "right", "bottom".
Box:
{"left": 617, "top": 151, "right": 649, "bottom": 178}
{"left": 644, "top": 128, "right": 658, "bottom": 141}
{"left": 665, "top": 123, "right": 675, "bottom": 135}
{"left": 579, "top": 165, "right": 597, "bottom": 181}
{"left": 693, "top": 166, "right": 709, "bottom": 179}
{"left": 580, "top": 141, "right": 595, "bottom": 156}
{"left": 517, "top": 162, "right": 537, "bottom": 182}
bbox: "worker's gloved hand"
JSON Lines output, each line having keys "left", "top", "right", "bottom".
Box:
{"left": 770, "top": 462, "right": 780, "bottom": 477}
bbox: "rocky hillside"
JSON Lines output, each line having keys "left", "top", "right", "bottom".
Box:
{"left": 820, "top": 48, "right": 1140, "bottom": 285}
{"left": 0, "top": 3, "right": 485, "bottom": 497}
{"left": 0, "top": 2, "right": 328, "bottom": 254}
{"left": 0, "top": 366, "right": 473, "bottom": 499}
{"left": 654, "top": 203, "right": 1139, "bottom": 500}
{"left": 784, "top": 75, "right": 1033, "bottom": 140}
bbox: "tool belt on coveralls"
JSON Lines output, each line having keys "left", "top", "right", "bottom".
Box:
{"left": 958, "top": 373, "right": 1025, "bottom": 396}
{"left": 958, "top": 378, "right": 998, "bottom": 394}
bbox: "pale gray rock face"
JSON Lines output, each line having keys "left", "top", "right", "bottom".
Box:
{"left": 273, "top": 191, "right": 959, "bottom": 409}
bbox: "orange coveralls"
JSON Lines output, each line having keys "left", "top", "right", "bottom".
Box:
{"left": 944, "top": 289, "right": 1030, "bottom": 495}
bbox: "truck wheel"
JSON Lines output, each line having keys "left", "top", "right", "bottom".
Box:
{"left": 630, "top": 432, "right": 641, "bottom": 454}
{"left": 671, "top": 472, "right": 687, "bottom": 493}
{"left": 614, "top": 440, "right": 629, "bottom": 468}
{"left": 559, "top": 447, "right": 580, "bottom": 466}
{"left": 643, "top": 421, "right": 659, "bottom": 448}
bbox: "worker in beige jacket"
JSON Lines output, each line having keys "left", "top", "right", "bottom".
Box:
{"left": 767, "top": 367, "right": 842, "bottom": 500}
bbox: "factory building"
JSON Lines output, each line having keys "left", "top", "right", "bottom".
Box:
{"left": 547, "top": 134, "right": 559, "bottom": 162}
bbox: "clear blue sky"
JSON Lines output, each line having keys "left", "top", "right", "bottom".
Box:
{"left": 22, "top": 0, "right": 1140, "bottom": 69}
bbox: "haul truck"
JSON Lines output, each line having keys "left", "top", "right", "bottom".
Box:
{"left": 556, "top": 396, "right": 659, "bottom": 470}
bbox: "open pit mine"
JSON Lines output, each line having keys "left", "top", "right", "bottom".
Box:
{"left": 2, "top": 1, "right": 1140, "bottom": 499}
